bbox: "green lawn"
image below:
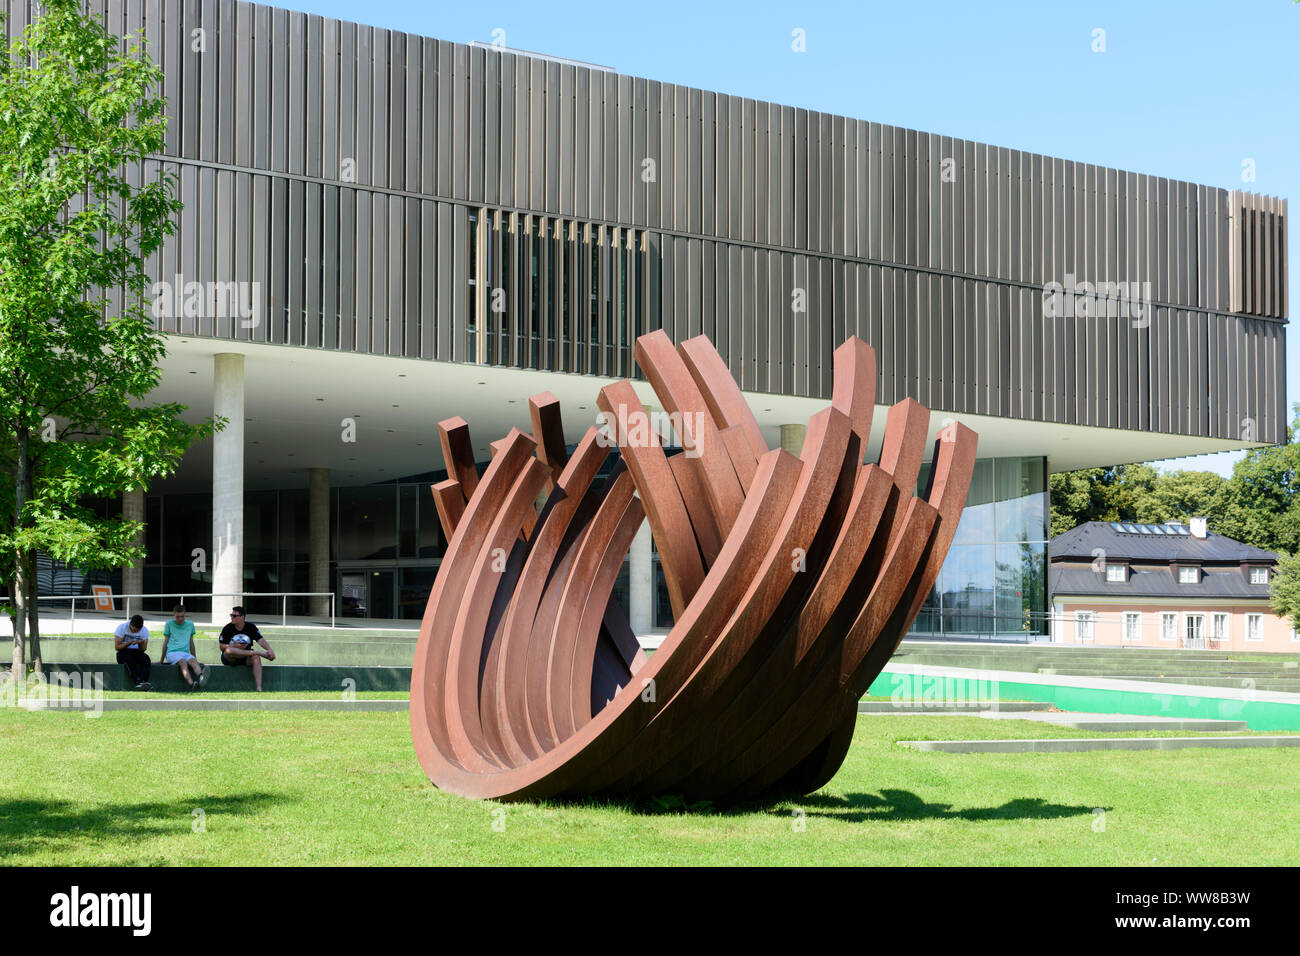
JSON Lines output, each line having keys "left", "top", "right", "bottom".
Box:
{"left": 1, "top": 708, "right": 1296, "bottom": 866}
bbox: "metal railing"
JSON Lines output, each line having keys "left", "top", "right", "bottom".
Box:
{"left": 3, "top": 592, "right": 336, "bottom": 629}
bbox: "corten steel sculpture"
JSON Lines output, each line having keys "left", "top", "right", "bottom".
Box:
{"left": 410, "top": 331, "right": 976, "bottom": 802}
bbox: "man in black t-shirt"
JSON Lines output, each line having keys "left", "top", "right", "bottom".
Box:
{"left": 218, "top": 605, "right": 276, "bottom": 692}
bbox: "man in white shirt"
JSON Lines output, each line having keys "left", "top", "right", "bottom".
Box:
{"left": 113, "top": 614, "right": 152, "bottom": 691}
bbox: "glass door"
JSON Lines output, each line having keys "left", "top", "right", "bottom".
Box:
{"left": 1185, "top": 613, "right": 1205, "bottom": 649}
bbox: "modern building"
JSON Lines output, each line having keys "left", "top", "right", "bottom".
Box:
{"left": 6, "top": 0, "right": 1289, "bottom": 637}
{"left": 1049, "top": 520, "right": 1296, "bottom": 651}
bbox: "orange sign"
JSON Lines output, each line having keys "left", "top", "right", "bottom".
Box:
{"left": 91, "top": 585, "right": 114, "bottom": 612}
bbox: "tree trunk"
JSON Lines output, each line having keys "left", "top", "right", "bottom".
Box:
{"left": 11, "top": 429, "right": 28, "bottom": 679}
{"left": 26, "top": 551, "right": 41, "bottom": 677}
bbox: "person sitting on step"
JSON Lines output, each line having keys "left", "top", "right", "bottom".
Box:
{"left": 113, "top": 614, "right": 152, "bottom": 691}
{"left": 218, "top": 606, "right": 276, "bottom": 692}
{"left": 162, "top": 604, "right": 208, "bottom": 691}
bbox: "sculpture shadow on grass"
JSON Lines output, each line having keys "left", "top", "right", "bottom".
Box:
{"left": 0, "top": 791, "right": 291, "bottom": 860}
{"left": 794, "top": 789, "right": 1104, "bottom": 824}
{"left": 530, "top": 788, "right": 1102, "bottom": 822}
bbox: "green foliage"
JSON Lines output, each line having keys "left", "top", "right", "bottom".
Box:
{"left": 1271, "top": 552, "right": 1300, "bottom": 633}
{"left": 1209, "top": 406, "right": 1300, "bottom": 556}
{"left": 1050, "top": 404, "right": 1299, "bottom": 554}
{"left": 0, "top": 1, "right": 216, "bottom": 664}
{"left": 1048, "top": 465, "right": 1158, "bottom": 538}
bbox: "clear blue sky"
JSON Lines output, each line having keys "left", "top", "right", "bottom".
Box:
{"left": 281, "top": 0, "right": 1297, "bottom": 475}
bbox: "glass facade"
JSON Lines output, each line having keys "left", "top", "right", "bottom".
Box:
{"left": 139, "top": 480, "right": 447, "bottom": 619}
{"left": 912, "top": 456, "right": 1049, "bottom": 639}
{"left": 120, "top": 453, "right": 1045, "bottom": 632}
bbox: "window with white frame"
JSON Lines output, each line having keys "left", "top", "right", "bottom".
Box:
{"left": 1160, "top": 612, "right": 1177, "bottom": 641}
{"left": 1246, "top": 613, "right": 1263, "bottom": 642}
{"left": 1211, "top": 612, "right": 1229, "bottom": 643}
{"left": 1076, "top": 610, "right": 1094, "bottom": 643}
{"left": 1123, "top": 611, "right": 1141, "bottom": 642}
{"left": 1292, "top": 625, "right": 1299, "bottom": 642}
{"left": 1178, "top": 566, "right": 1199, "bottom": 584}
{"left": 1106, "top": 564, "right": 1126, "bottom": 582}
{"left": 1250, "top": 567, "right": 1269, "bottom": 584}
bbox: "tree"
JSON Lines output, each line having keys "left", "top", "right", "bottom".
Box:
{"left": 1049, "top": 405, "right": 1297, "bottom": 547}
{"left": 1272, "top": 552, "right": 1300, "bottom": 634}
{"left": 1048, "top": 464, "right": 1159, "bottom": 537}
{"left": 1134, "top": 469, "right": 1226, "bottom": 526}
{"left": 1211, "top": 404, "right": 1300, "bottom": 556}
{"left": 0, "top": 1, "right": 215, "bottom": 677}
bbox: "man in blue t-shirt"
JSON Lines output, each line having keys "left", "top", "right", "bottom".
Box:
{"left": 113, "top": 615, "right": 152, "bottom": 690}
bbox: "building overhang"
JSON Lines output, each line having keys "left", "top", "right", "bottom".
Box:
{"left": 146, "top": 335, "right": 1268, "bottom": 493}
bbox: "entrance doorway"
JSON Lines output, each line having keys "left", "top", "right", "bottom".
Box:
{"left": 340, "top": 570, "right": 395, "bottom": 620}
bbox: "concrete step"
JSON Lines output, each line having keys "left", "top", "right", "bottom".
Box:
{"left": 857, "top": 700, "right": 1047, "bottom": 714}
{"left": 35, "top": 662, "right": 412, "bottom": 693}
{"left": 36, "top": 638, "right": 418, "bottom": 667}
{"left": 977, "top": 711, "right": 1248, "bottom": 732}
{"left": 22, "top": 697, "right": 408, "bottom": 712}
{"left": 40, "top": 626, "right": 421, "bottom": 644}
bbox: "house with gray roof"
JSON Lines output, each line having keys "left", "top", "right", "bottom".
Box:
{"left": 1048, "top": 520, "right": 1295, "bottom": 651}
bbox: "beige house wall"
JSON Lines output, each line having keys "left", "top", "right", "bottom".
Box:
{"left": 1057, "top": 598, "right": 1299, "bottom": 653}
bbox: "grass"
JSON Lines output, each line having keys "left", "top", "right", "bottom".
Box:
{"left": 1, "top": 708, "right": 1297, "bottom": 866}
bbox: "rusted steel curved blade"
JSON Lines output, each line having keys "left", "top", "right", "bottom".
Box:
{"left": 635, "top": 329, "right": 746, "bottom": 536}
{"left": 596, "top": 380, "right": 705, "bottom": 617}
{"left": 438, "top": 416, "right": 480, "bottom": 505}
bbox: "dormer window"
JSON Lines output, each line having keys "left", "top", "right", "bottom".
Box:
{"left": 1178, "top": 566, "right": 1200, "bottom": 584}
{"left": 1106, "top": 564, "right": 1126, "bottom": 582}
{"left": 1250, "top": 567, "right": 1269, "bottom": 585}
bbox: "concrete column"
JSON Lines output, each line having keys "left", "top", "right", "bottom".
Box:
{"left": 629, "top": 518, "right": 654, "bottom": 636}
{"left": 309, "top": 467, "right": 331, "bottom": 618}
{"left": 779, "top": 423, "right": 806, "bottom": 456}
{"left": 212, "top": 353, "right": 244, "bottom": 624}
{"left": 122, "top": 488, "right": 145, "bottom": 613}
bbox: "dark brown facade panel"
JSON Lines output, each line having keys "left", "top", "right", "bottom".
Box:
{"left": 43, "top": 0, "right": 1285, "bottom": 445}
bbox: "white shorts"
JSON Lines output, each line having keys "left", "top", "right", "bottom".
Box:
{"left": 164, "top": 651, "right": 197, "bottom": 665}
